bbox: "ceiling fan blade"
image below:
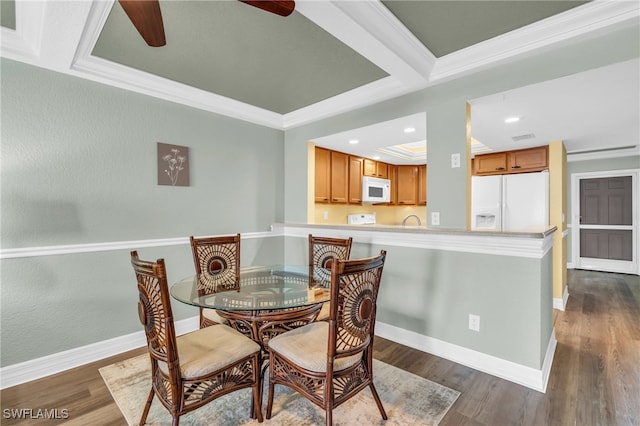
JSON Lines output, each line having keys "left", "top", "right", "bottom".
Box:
{"left": 239, "top": 0, "right": 295, "bottom": 17}
{"left": 118, "top": 0, "right": 166, "bottom": 47}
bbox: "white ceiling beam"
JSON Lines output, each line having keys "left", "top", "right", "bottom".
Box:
{"left": 295, "top": 0, "right": 429, "bottom": 86}
{"left": 36, "top": 0, "right": 94, "bottom": 71}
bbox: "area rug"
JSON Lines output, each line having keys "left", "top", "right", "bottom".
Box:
{"left": 100, "top": 354, "right": 459, "bottom": 426}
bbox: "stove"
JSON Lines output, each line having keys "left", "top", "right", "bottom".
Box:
{"left": 347, "top": 213, "right": 376, "bottom": 225}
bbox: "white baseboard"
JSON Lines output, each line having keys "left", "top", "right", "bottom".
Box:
{"left": 375, "top": 321, "right": 557, "bottom": 393}
{"left": 0, "top": 317, "right": 199, "bottom": 390}
{"left": 2, "top": 316, "right": 558, "bottom": 393}
{"left": 553, "top": 285, "right": 570, "bottom": 311}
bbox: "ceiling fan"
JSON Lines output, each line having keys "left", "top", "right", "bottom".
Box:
{"left": 118, "top": 0, "right": 295, "bottom": 47}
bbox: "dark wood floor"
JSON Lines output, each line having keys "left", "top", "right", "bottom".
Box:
{"left": 2, "top": 269, "right": 638, "bottom": 425}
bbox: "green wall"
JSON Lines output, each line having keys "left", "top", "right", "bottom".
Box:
{"left": 1, "top": 24, "right": 638, "bottom": 368}
{"left": 284, "top": 233, "right": 553, "bottom": 369}
{"left": 0, "top": 59, "right": 285, "bottom": 365}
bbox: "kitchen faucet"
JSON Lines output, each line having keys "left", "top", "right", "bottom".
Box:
{"left": 402, "top": 214, "right": 422, "bottom": 226}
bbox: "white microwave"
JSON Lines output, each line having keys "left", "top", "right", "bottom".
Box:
{"left": 362, "top": 176, "right": 391, "bottom": 203}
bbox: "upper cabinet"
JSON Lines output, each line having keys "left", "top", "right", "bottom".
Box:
{"left": 315, "top": 146, "right": 425, "bottom": 206}
{"left": 418, "top": 165, "right": 427, "bottom": 206}
{"left": 473, "top": 152, "right": 508, "bottom": 174}
{"left": 314, "top": 147, "right": 331, "bottom": 203}
{"left": 509, "top": 146, "right": 548, "bottom": 172}
{"left": 396, "top": 165, "right": 418, "bottom": 205}
{"left": 363, "top": 159, "right": 389, "bottom": 178}
{"left": 473, "top": 145, "right": 548, "bottom": 175}
{"left": 388, "top": 165, "right": 397, "bottom": 205}
{"left": 314, "top": 147, "right": 349, "bottom": 204}
{"left": 348, "top": 156, "right": 364, "bottom": 204}
{"left": 329, "top": 151, "right": 348, "bottom": 204}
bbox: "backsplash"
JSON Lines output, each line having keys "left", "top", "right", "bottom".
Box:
{"left": 313, "top": 204, "right": 426, "bottom": 225}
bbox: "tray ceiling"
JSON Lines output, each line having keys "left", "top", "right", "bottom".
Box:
{"left": 1, "top": 1, "right": 638, "bottom": 160}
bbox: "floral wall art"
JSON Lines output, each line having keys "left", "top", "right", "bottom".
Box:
{"left": 157, "top": 142, "right": 190, "bottom": 186}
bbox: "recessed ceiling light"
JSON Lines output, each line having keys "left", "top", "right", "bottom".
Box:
{"left": 349, "top": 139, "right": 359, "bottom": 144}
{"left": 404, "top": 127, "right": 416, "bottom": 133}
{"left": 372, "top": 155, "right": 381, "bottom": 160}
{"left": 504, "top": 116, "right": 520, "bottom": 124}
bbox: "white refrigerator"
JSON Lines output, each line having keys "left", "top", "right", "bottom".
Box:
{"left": 471, "top": 171, "right": 549, "bottom": 231}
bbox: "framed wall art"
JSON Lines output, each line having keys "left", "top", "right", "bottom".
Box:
{"left": 157, "top": 142, "right": 190, "bottom": 187}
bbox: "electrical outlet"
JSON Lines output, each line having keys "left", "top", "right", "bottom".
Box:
{"left": 451, "top": 153, "right": 461, "bottom": 168}
{"left": 431, "top": 212, "right": 440, "bottom": 226}
{"left": 323, "top": 211, "right": 329, "bottom": 220}
{"left": 468, "top": 314, "right": 480, "bottom": 332}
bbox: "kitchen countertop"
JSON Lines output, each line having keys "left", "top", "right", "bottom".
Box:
{"left": 282, "top": 222, "right": 557, "bottom": 239}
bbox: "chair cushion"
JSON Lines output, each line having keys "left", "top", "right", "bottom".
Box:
{"left": 267, "top": 322, "right": 361, "bottom": 373}
{"left": 202, "top": 308, "right": 228, "bottom": 325}
{"left": 316, "top": 303, "right": 330, "bottom": 321}
{"left": 160, "top": 325, "right": 260, "bottom": 379}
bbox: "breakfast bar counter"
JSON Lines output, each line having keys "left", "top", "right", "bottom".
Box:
{"left": 273, "top": 222, "right": 557, "bottom": 393}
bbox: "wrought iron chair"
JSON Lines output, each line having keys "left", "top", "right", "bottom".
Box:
{"left": 189, "top": 234, "right": 241, "bottom": 327}
{"left": 266, "top": 251, "right": 388, "bottom": 426}
{"left": 130, "top": 251, "right": 262, "bottom": 426}
{"left": 308, "top": 234, "right": 353, "bottom": 321}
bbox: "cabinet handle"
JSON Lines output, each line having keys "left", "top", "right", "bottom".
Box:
{"left": 512, "top": 165, "right": 521, "bottom": 169}
{"left": 495, "top": 167, "right": 505, "bottom": 170}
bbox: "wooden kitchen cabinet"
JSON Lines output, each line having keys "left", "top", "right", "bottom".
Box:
{"left": 396, "top": 165, "right": 418, "bottom": 205}
{"left": 473, "top": 152, "right": 508, "bottom": 175}
{"left": 363, "top": 159, "right": 389, "bottom": 178}
{"left": 388, "top": 165, "right": 397, "bottom": 205}
{"left": 473, "top": 145, "right": 548, "bottom": 175}
{"left": 314, "top": 147, "right": 331, "bottom": 203}
{"left": 348, "top": 156, "right": 364, "bottom": 204}
{"left": 330, "top": 151, "right": 348, "bottom": 204}
{"left": 418, "top": 165, "right": 427, "bottom": 205}
{"left": 509, "top": 146, "right": 548, "bottom": 172}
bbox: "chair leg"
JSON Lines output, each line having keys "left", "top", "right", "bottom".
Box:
{"left": 369, "top": 383, "right": 388, "bottom": 420}
{"left": 139, "top": 387, "right": 154, "bottom": 425}
{"left": 172, "top": 415, "right": 179, "bottom": 426}
{"left": 266, "top": 379, "right": 275, "bottom": 419}
{"left": 326, "top": 406, "right": 333, "bottom": 426}
{"left": 252, "top": 365, "right": 264, "bottom": 422}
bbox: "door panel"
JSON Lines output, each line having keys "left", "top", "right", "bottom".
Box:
{"left": 580, "top": 229, "right": 633, "bottom": 261}
{"left": 581, "top": 177, "right": 632, "bottom": 225}
{"left": 579, "top": 176, "right": 634, "bottom": 263}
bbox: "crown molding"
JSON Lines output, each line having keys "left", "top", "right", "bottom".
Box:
{"left": 431, "top": 0, "right": 640, "bottom": 83}
{"left": 0, "top": 0, "right": 43, "bottom": 63}
{"left": 282, "top": 75, "right": 410, "bottom": 129}
{"left": 2, "top": 0, "right": 638, "bottom": 132}
{"left": 567, "top": 145, "right": 640, "bottom": 162}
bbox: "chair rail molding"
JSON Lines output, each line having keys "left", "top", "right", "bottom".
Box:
{"left": 0, "top": 231, "right": 278, "bottom": 259}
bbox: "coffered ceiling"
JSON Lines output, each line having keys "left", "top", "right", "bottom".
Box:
{"left": 1, "top": 1, "right": 639, "bottom": 161}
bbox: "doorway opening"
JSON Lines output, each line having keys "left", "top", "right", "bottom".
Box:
{"left": 571, "top": 169, "right": 639, "bottom": 275}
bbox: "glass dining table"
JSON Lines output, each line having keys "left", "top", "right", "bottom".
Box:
{"left": 170, "top": 265, "right": 332, "bottom": 352}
